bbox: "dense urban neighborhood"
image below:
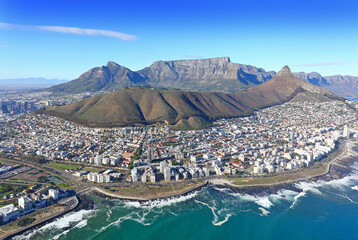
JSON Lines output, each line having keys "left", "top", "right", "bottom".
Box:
{"left": 0, "top": 97, "right": 357, "bottom": 229}
{"left": 1, "top": 100, "right": 357, "bottom": 183}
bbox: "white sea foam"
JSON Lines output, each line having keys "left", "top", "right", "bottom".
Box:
{"left": 295, "top": 181, "right": 322, "bottom": 195}
{"left": 52, "top": 221, "right": 87, "bottom": 240}
{"left": 289, "top": 171, "right": 358, "bottom": 208}
{"left": 106, "top": 208, "right": 112, "bottom": 221}
{"left": 195, "top": 199, "right": 234, "bottom": 226}
{"left": 75, "top": 219, "right": 88, "bottom": 229}
{"left": 130, "top": 210, "right": 154, "bottom": 226}
{"left": 168, "top": 210, "right": 179, "bottom": 216}
{"left": 14, "top": 209, "right": 95, "bottom": 240}
{"left": 230, "top": 192, "right": 276, "bottom": 209}
{"left": 212, "top": 213, "right": 233, "bottom": 226}
{"left": 213, "top": 187, "right": 232, "bottom": 193}
{"left": 44, "top": 209, "right": 93, "bottom": 230}
{"left": 255, "top": 196, "right": 274, "bottom": 209}
{"left": 227, "top": 170, "right": 358, "bottom": 210}
{"left": 97, "top": 206, "right": 163, "bottom": 233}
{"left": 290, "top": 192, "right": 306, "bottom": 209}
{"left": 53, "top": 229, "right": 70, "bottom": 240}
{"left": 278, "top": 189, "right": 299, "bottom": 200}
{"left": 335, "top": 193, "right": 356, "bottom": 203}
{"left": 97, "top": 191, "right": 200, "bottom": 234}
{"left": 123, "top": 191, "right": 198, "bottom": 209}
{"left": 97, "top": 214, "right": 132, "bottom": 232}
{"left": 233, "top": 193, "right": 257, "bottom": 202}
{"left": 195, "top": 200, "right": 219, "bottom": 223}
{"left": 122, "top": 201, "right": 141, "bottom": 208}
{"left": 258, "top": 207, "right": 270, "bottom": 216}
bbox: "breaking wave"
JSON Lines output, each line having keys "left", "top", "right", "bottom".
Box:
{"left": 14, "top": 209, "right": 95, "bottom": 240}
{"left": 122, "top": 190, "right": 199, "bottom": 209}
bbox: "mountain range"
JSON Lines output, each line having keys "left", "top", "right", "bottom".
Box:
{"left": 41, "top": 66, "right": 343, "bottom": 130}
{"left": 47, "top": 57, "right": 358, "bottom": 97}
{"left": 293, "top": 73, "right": 358, "bottom": 98}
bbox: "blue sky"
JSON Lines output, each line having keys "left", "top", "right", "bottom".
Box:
{"left": 0, "top": 0, "right": 357, "bottom": 79}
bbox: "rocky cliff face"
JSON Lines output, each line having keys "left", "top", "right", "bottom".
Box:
{"left": 294, "top": 72, "right": 329, "bottom": 86}
{"left": 138, "top": 57, "right": 275, "bottom": 92}
{"left": 48, "top": 57, "right": 275, "bottom": 94}
{"left": 294, "top": 72, "right": 358, "bottom": 97}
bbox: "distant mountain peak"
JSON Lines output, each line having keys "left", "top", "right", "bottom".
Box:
{"left": 106, "top": 61, "right": 121, "bottom": 68}
{"left": 277, "top": 65, "right": 293, "bottom": 76}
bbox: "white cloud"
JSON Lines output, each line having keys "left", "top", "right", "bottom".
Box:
{"left": 0, "top": 22, "right": 13, "bottom": 29}
{"left": 0, "top": 44, "right": 10, "bottom": 48}
{"left": 0, "top": 22, "right": 138, "bottom": 41}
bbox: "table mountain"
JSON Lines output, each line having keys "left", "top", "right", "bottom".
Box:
{"left": 41, "top": 66, "right": 342, "bottom": 130}
{"left": 47, "top": 57, "right": 275, "bottom": 94}
{"left": 137, "top": 57, "right": 275, "bottom": 92}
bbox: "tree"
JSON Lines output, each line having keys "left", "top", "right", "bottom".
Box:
{"left": 128, "top": 161, "right": 134, "bottom": 170}
{"left": 37, "top": 176, "right": 48, "bottom": 183}
{"left": 133, "top": 146, "right": 142, "bottom": 160}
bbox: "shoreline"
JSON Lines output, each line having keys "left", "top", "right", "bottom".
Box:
{"left": 3, "top": 139, "right": 357, "bottom": 239}
{"left": 1, "top": 196, "right": 79, "bottom": 240}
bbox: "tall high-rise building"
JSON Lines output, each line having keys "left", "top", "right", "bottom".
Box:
{"left": 147, "top": 147, "right": 152, "bottom": 163}
{"left": 343, "top": 125, "right": 349, "bottom": 138}
{"left": 289, "top": 132, "right": 295, "bottom": 141}
{"left": 131, "top": 168, "right": 139, "bottom": 182}
{"left": 164, "top": 167, "right": 171, "bottom": 181}
{"left": 48, "top": 189, "right": 59, "bottom": 200}
{"left": 18, "top": 196, "right": 32, "bottom": 210}
{"left": 94, "top": 156, "right": 101, "bottom": 165}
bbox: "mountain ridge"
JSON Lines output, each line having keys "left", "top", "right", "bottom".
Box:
{"left": 47, "top": 57, "right": 358, "bottom": 97}
{"left": 47, "top": 57, "right": 276, "bottom": 94}
{"left": 41, "top": 66, "right": 343, "bottom": 130}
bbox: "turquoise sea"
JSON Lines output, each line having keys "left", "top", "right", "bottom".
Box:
{"left": 15, "top": 162, "right": 358, "bottom": 240}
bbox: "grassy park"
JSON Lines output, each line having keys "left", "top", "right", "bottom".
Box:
{"left": 48, "top": 162, "right": 81, "bottom": 171}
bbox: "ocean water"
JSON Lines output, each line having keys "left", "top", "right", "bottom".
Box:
{"left": 16, "top": 164, "right": 358, "bottom": 240}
